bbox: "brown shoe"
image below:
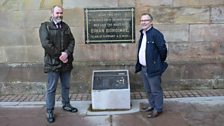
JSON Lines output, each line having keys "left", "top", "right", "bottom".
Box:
{"left": 147, "top": 110, "right": 162, "bottom": 118}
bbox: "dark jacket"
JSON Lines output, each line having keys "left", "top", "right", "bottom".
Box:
{"left": 135, "top": 26, "right": 168, "bottom": 77}
{"left": 39, "top": 21, "right": 75, "bottom": 73}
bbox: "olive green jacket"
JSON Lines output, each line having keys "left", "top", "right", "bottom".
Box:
{"left": 39, "top": 21, "right": 75, "bottom": 73}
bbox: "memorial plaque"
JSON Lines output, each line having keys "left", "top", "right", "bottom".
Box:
{"left": 91, "top": 69, "right": 130, "bottom": 110}
{"left": 84, "top": 7, "right": 135, "bottom": 43}
{"left": 92, "top": 70, "right": 129, "bottom": 90}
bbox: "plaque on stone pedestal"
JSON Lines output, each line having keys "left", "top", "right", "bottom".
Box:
{"left": 91, "top": 70, "right": 130, "bottom": 110}
{"left": 93, "top": 70, "right": 129, "bottom": 90}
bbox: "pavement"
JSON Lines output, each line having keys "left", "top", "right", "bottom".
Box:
{"left": 1, "top": 89, "right": 224, "bottom": 126}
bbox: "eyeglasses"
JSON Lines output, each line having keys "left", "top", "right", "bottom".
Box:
{"left": 56, "top": 12, "right": 63, "bottom": 14}
{"left": 140, "top": 19, "right": 151, "bottom": 22}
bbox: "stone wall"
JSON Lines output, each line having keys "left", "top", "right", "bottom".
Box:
{"left": 0, "top": 0, "right": 224, "bottom": 94}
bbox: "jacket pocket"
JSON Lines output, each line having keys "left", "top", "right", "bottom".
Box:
{"left": 45, "top": 55, "right": 60, "bottom": 66}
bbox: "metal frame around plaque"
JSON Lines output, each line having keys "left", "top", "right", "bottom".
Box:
{"left": 84, "top": 7, "right": 135, "bottom": 44}
{"left": 92, "top": 69, "right": 130, "bottom": 90}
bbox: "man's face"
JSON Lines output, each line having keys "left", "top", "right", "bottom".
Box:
{"left": 140, "top": 15, "right": 152, "bottom": 31}
{"left": 52, "top": 6, "right": 63, "bottom": 23}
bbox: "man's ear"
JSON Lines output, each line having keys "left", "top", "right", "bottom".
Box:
{"left": 49, "top": 10, "right": 53, "bottom": 17}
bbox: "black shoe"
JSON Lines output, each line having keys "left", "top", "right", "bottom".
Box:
{"left": 46, "top": 110, "right": 55, "bottom": 123}
{"left": 62, "top": 104, "right": 78, "bottom": 113}
{"left": 141, "top": 106, "right": 154, "bottom": 112}
{"left": 147, "top": 110, "right": 162, "bottom": 118}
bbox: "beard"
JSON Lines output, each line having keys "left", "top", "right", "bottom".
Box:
{"left": 52, "top": 16, "right": 63, "bottom": 23}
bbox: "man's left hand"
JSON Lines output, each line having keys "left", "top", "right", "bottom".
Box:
{"left": 59, "top": 52, "right": 68, "bottom": 63}
{"left": 59, "top": 52, "right": 68, "bottom": 61}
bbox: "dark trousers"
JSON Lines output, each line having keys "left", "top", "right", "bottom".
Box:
{"left": 46, "top": 71, "right": 71, "bottom": 110}
{"left": 141, "top": 67, "right": 163, "bottom": 112}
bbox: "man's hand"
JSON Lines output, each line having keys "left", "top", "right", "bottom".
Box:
{"left": 61, "top": 58, "right": 68, "bottom": 63}
{"left": 59, "top": 52, "right": 68, "bottom": 63}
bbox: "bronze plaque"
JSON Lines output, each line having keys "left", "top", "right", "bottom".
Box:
{"left": 84, "top": 7, "right": 135, "bottom": 44}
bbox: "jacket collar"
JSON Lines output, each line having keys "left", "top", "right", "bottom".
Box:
{"left": 48, "top": 21, "right": 66, "bottom": 30}
{"left": 139, "top": 26, "right": 153, "bottom": 34}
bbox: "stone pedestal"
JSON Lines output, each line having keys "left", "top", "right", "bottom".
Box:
{"left": 91, "top": 70, "right": 130, "bottom": 110}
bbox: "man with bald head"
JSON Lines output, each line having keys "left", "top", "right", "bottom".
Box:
{"left": 39, "top": 5, "right": 78, "bottom": 123}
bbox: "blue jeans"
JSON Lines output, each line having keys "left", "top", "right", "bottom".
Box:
{"left": 141, "top": 67, "right": 163, "bottom": 112}
{"left": 46, "top": 71, "right": 71, "bottom": 110}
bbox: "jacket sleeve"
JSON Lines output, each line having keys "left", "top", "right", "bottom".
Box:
{"left": 155, "top": 32, "right": 167, "bottom": 62}
{"left": 135, "top": 36, "right": 142, "bottom": 73}
{"left": 64, "top": 27, "right": 75, "bottom": 56}
{"left": 135, "top": 61, "right": 142, "bottom": 73}
{"left": 39, "top": 22, "right": 61, "bottom": 58}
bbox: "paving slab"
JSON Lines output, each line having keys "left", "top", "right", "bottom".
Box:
{"left": 0, "top": 97, "right": 224, "bottom": 126}
{"left": 113, "top": 112, "right": 189, "bottom": 126}
{"left": 0, "top": 107, "right": 111, "bottom": 126}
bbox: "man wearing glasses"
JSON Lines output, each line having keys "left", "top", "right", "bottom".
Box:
{"left": 135, "top": 13, "right": 168, "bottom": 118}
